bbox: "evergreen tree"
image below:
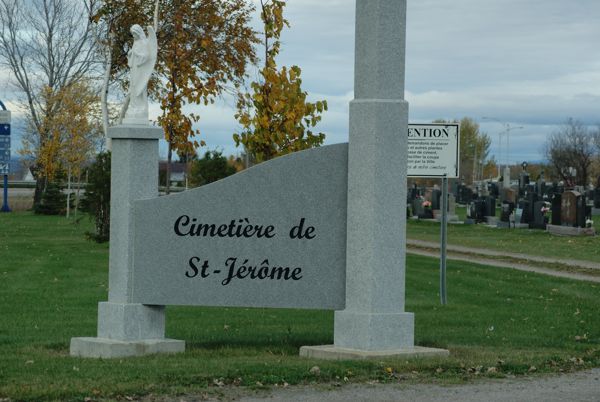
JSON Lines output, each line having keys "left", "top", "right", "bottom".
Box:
{"left": 188, "top": 150, "right": 237, "bottom": 187}
{"left": 34, "top": 181, "right": 67, "bottom": 215}
{"left": 81, "top": 152, "right": 111, "bottom": 242}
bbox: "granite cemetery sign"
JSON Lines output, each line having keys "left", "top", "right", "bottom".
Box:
{"left": 71, "top": 0, "right": 448, "bottom": 360}
{"left": 131, "top": 145, "right": 348, "bottom": 309}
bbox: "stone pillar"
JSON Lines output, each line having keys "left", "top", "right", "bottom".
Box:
{"left": 70, "top": 125, "right": 185, "bottom": 358}
{"left": 300, "top": 0, "right": 448, "bottom": 359}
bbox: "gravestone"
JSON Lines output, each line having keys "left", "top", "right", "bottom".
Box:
{"left": 503, "top": 188, "right": 517, "bottom": 204}
{"left": 468, "top": 200, "right": 486, "bottom": 223}
{"left": 537, "top": 180, "right": 546, "bottom": 197}
{"left": 530, "top": 201, "right": 548, "bottom": 230}
{"left": 551, "top": 193, "right": 562, "bottom": 225}
{"left": 577, "top": 195, "right": 587, "bottom": 228}
{"left": 457, "top": 184, "right": 473, "bottom": 205}
{"left": 448, "top": 194, "right": 456, "bottom": 216}
{"left": 561, "top": 191, "right": 580, "bottom": 227}
{"left": 431, "top": 189, "right": 441, "bottom": 210}
{"left": 408, "top": 183, "right": 419, "bottom": 202}
{"left": 514, "top": 207, "right": 523, "bottom": 225}
{"left": 500, "top": 201, "right": 515, "bottom": 223}
{"left": 488, "top": 182, "right": 499, "bottom": 199}
{"left": 412, "top": 198, "right": 424, "bottom": 217}
{"left": 483, "top": 196, "right": 496, "bottom": 217}
{"left": 518, "top": 200, "right": 531, "bottom": 224}
{"left": 519, "top": 170, "right": 530, "bottom": 196}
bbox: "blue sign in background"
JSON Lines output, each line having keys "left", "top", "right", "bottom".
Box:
{"left": 0, "top": 134, "right": 10, "bottom": 174}
{"left": 0, "top": 123, "right": 9, "bottom": 136}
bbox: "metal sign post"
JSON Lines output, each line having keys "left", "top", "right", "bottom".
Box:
{"left": 0, "top": 100, "right": 11, "bottom": 213}
{"left": 440, "top": 175, "right": 448, "bottom": 305}
{"left": 407, "top": 123, "right": 459, "bottom": 304}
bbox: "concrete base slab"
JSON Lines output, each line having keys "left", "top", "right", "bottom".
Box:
{"left": 299, "top": 345, "right": 449, "bottom": 360}
{"left": 70, "top": 337, "right": 185, "bottom": 359}
{"left": 546, "top": 224, "right": 596, "bottom": 236}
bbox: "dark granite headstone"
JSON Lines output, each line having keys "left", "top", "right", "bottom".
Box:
{"left": 518, "top": 199, "right": 531, "bottom": 224}
{"left": 488, "top": 182, "right": 499, "bottom": 198}
{"left": 457, "top": 185, "right": 475, "bottom": 205}
{"left": 531, "top": 201, "right": 548, "bottom": 230}
{"left": 551, "top": 193, "right": 561, "bottom": 225}
{"left": 468, "top": 200, "right": 486, "bottom": 223}
{"left": 412, "top": 198, "right": 424, "bottom": 217}
{"left": 500, "top": 202, "right": 515, "bottom": 223}
{"left": 537, "top": 179, "right": 546, "bottom": 197}
{"left": 576, "top": 195, "right": 587, "bottom": 228}
{"left": 519, "top": 171, "right": 530, "bottom": 196}
{"left": 594, "top": 188, "right": 600, "bottom": 209}
{"left": 409, "top": 183, "right": 419, "bottom": 202}
{"left": 431, "top": 189, "right": 441, "bottom": 210}
{"left": 483, "top": 196, "right": 496, "bottom": 217}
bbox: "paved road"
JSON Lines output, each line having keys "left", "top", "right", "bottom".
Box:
{"left": 149, "top": 369, "right": 600, "bottom": 401}
{"left": 5, "top": 188, "right": 34, "bottom": 197}
{"left": 234, "top": 369, "right": 600, "bottom": 402}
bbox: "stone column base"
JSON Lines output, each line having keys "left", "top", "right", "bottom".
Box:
{"left": 70, "top": 302, "right": 185, "bottom": 358}
{"left": 334, "top": 311, "right": 415, "bottom": 350}
{"left": 70, "top": 337, "right": 185, "bottom": 358}
{"left": 97, "top": 302, "right": 165, "bottom": 341}
{"left": 299, "top": 344, "right": 449, "bottom": 360}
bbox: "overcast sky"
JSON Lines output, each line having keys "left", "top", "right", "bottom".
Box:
{"left": 2, "top": 0, "right": 600, "bottom": 165}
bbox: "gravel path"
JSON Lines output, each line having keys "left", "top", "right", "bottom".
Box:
{"left": 406, "top": 239, "right": 600, "bottom": 283}
{"left": 407, "top": 239, "right": 600, "bottom": 271}
{"left": 234, "top": 369, "right": 600, "bottom": 402}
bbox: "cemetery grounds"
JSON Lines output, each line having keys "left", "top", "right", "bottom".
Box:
{"left": 0, "top": 211, "right": 599, "bottom": 401}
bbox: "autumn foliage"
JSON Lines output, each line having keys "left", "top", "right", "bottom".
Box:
{"left": 93, "top": 0, "right": 258, "bottom": 191}
{"left": 21, "top": 81, "right": 101, "bottom": 182}
{"left": 233, "top": 0, "right": 327, "bottom": 163}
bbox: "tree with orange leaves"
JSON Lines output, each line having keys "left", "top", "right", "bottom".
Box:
{"left": 93, "top": 0, "right": 258, "bottom": 193}
{"left": 233, "top": 0, "right": 327, "bottom": 163}
{"left": 21, "top": 81, "right": 102, "bottom": 216}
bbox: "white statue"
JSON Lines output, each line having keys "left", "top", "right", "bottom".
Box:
{"left": 123, "top": 24, "right": 157, "bottom": 125}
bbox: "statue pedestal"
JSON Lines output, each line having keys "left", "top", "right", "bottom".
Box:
{"left": 70, "top": 125, "right": 185, "bottom": 358}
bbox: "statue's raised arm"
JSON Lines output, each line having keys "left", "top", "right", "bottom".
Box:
{"left": 123, "top": 25, "right": 158, "bottom": 125}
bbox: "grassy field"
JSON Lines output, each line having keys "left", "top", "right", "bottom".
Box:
{"left": 0, "top": 213, "right": 599, "bottom": 401}
{"left": 407, "top": 206, "right": 600, "bottom": 263}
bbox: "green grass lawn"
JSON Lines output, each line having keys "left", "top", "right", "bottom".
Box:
{"left": 0, "top": 213, "right": 599, "bottom": 401}
{"left": 407, "top": 206, "right": 600, "bottom": 262}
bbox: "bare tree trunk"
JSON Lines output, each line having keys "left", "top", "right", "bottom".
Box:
{"left": 66, "top": 165, "right": 71, "bottom": 218}
{"left": 154, "top": 0, "right": 160, "bottom": 31}
{"left": 166, "top": 140, "right": 172, "bottom": 195}
{"left": 101, "top": 34, "right": 113, "bottom": 150}
{"left": 75, "top": 169, "right": 81, "bottom": 218}
{"left": 117, "top": 95, "right": 130, "bottom": 125}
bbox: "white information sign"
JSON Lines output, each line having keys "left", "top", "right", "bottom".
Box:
{"left": 407, "top": 123, "right": 460, "bottom": 178}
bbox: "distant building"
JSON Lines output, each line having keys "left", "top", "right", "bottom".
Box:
{"left": 159, "top": 161, "right": 187, "bottom": 187}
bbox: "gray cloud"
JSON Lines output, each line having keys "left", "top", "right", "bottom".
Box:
{"left": 6, "top": 0, "right": 600, "bottom": 165}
